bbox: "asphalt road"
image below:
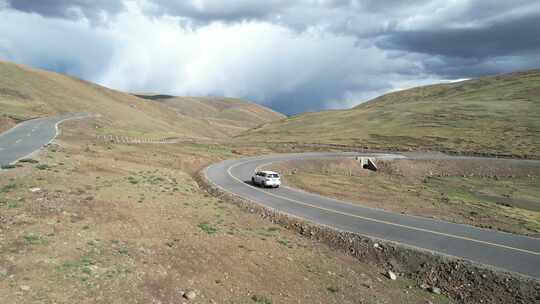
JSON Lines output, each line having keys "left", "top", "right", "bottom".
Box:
{"left": 205, "top": 152, "right": 540, "bottom": 279}
{"left": 0, "top": 113, "right": 88, "bottom": 166}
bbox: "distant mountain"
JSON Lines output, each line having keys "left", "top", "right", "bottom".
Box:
{"left": 135, "top": 94, "right": 285, "bottom": 138}
{"left": 238, "top": 69, "right": 540, "bottom": 158}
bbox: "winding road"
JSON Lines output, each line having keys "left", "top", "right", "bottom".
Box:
{"left": 205, "top": 153, "right": 540, "bottom": 279}
{"left": 0, "top": 113, "right": 88, "bottom": 166}
{"left": 2, "top": 116, "right": 539, "bottom": 279}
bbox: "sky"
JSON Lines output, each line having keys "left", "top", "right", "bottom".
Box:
{"left": 0, "top": 1, "right": 539, "bottom": 115}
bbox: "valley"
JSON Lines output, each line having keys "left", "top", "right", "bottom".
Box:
{"left": 1, "top": 61, "right": 539, "bottom": 303}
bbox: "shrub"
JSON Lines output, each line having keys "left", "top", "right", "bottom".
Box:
{"left": 0, "top": 183, "right": 16, "bottom": 193}
{"left": 327, "top": 286, "right": 339, "bottom": 293}
{"left": 23, "top": 233, "right": 47, "bottom": 245}
{"left": 251, "top": 295, "right": 272, "bottom": 304}
{"left": 197, "top": 222, "right": 218, "bottom": 235}
{"left": 18, "top": 158, "right": 39, "bottom": 164}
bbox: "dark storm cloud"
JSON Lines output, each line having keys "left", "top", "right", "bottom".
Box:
{"left": 146, "top": 0, "right": 290, "bottom": 23}
{"left": 379, "top": 14, "right": 540, "bottom": 58}
{"left": 6, "top": 0, "right": 124, "bottom": 20}
{"left": 268, "top": 79, "right": 388, "bottom": 115}
{"left": 358, "top": 0, "right": 432, "bottom": 13}
{"left": 377, "top": 7, "right": 540, "bottom": 78}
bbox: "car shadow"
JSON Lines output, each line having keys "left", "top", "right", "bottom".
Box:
{"left": 244, "top": 180, "right": 258, "bottom": 186}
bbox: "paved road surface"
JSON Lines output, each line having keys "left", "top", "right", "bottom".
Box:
{"left": 3, "top": 117, "right": 539, "bottom": 279}
{"left": 0, "top": 113, "right": 88, "bottom": 166}
{"left": 205, "top": 153, "right": 540, "bottom": 279}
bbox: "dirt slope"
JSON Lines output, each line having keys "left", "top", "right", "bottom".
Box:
{"left": 238, "top": 69, "right": 540, "bottom": 158}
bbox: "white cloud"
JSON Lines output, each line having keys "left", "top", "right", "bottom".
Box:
{"left": 1, "top": 0, "right": 538, "bottom": 114}
{"left": 80, "top": 4, "right": 437, "bottom": 112}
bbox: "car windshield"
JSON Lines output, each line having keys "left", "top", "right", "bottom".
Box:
{"left": 268, "top": 174, "right": 279, "bottom": 178}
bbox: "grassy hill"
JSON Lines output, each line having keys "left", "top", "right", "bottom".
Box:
{"left": 135, "top": 95, "right": 285, "bottom": 138}
{"left": 0, "top": 62, "right": 453, "bottom": 304}
{"left": 0, "top": 61, "right": 283, "bottom": 139}
{"left": 238, "top": 69, "right": 540, "bottom": 158}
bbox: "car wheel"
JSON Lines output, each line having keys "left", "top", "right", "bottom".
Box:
{"left": 251, "top": 177, "right": 255, "bottom": 185}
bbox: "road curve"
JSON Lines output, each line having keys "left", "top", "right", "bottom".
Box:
{"left": 205, "top": 152, "right": 540, "bottom": 279}
{"left": 0, "top": 113, "right": 89, "bottom": 166}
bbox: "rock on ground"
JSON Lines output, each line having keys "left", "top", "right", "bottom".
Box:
{"left": 183, "top": 290, "right": 197, "bottom": 300}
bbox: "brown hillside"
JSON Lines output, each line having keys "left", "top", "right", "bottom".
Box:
{"left": 0, "top": 61, "right": 284, "bottom": 139}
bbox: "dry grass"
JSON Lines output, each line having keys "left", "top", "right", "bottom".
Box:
{"left": 0, "top": 61, "right": 179, "bottom": 138}
{"left": 0, "top": 120, "right": 450, "bottom": 304}
{"left": 238, "top": 69, "right": 540, "bottom": 158}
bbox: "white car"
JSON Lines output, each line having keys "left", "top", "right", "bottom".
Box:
{"left": 251, "top": 170, "right": 281, "bottom": 188}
